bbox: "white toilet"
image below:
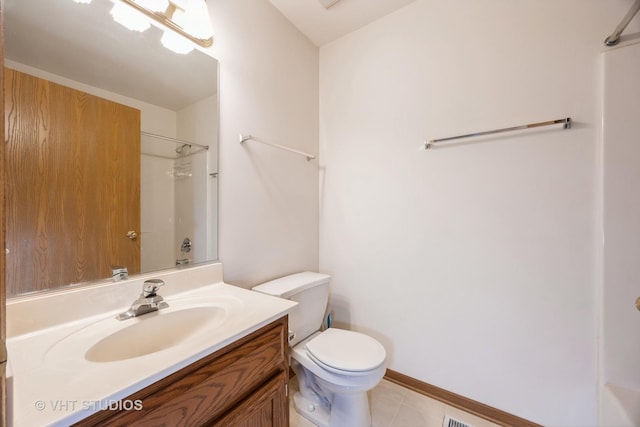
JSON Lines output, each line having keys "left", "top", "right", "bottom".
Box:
{"left": 253, "top": 272, "right": 386, "bottom": 427}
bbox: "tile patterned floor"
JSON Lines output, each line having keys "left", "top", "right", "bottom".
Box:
{"left": 289, "top": 378, "right": 501, "bottom": 427}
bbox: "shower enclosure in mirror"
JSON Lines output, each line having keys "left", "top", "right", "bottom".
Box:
{"left": 141, "top": 132, "right": 212, "bottom": 273}
{"left": 3, "top": 0, "right": 219, "bottom": 297}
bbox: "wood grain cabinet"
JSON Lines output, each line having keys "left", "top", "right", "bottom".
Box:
{"left": 74, "top": 316, "right": 289, "bottom": 427}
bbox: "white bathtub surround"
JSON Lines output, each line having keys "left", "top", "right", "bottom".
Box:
{"left": 601, "top": 40, "right": 640, "bottom": 427}
{"left": 601, "top": 384, "right": 640, "bottom": 427}
{"left": 5, "top": 263, "right": 296, "bottom": 426}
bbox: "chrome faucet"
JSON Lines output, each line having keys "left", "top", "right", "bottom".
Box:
{"left": 116, "top": 279, "right": 169, "bottom": 320}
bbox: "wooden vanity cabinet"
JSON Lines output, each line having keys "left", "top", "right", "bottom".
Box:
{"left": 74, "top": 316, "right": 289, "bottom": 427}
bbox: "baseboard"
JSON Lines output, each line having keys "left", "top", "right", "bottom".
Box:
{"left": 384, "top": 370, "right": 541, "bottom": 427}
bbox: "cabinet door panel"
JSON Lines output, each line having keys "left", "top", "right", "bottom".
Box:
{"left": 212, "top": 372, "right": 288, "bottom": 427}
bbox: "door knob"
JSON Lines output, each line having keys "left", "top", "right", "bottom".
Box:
{"left": 636, "top": 297, "right": 640, "bottom": 311}
{"left": 126, "top": 231, "right": 138, "bottom": 241}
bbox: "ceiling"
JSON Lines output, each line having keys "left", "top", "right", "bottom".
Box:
{"left": 269, "top": 0, "right": 417, "bottom": 46}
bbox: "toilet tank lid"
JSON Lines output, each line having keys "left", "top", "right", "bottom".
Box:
{"left": 252, "top": 272, "right": 331, "bottom": 299}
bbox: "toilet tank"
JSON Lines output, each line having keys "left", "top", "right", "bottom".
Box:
{"left": 252, "top": 272, "right": 330, "bottom": 347}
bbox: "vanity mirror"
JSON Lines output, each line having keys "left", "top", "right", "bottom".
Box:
{"left": 3, "top": 0, "right": 219, "bottom": 297}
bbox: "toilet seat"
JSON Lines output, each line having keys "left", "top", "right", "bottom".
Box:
{"left": 304, "top": 328, "right": 386, "bottom": 376}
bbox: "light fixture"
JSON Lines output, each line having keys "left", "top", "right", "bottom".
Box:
{"left": 73, "top": 0, "right": 92, "bottom": 4}
{"left": 135, "top": 0, "right": 170, "bottom": 11}
{"left": 110, "top": 0, "right": 214, "bottom": 54}
{"left": 161, "top": 30, "right": 195, "bottom": 54}
{"left": 110, "top": 1, "right": 151, "bottom": 32}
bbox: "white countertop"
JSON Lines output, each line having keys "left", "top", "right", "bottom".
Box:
{"left": 6, "top": 263, "right": 296, "bottom": 426}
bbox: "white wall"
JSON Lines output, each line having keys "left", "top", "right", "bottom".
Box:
{"left": 208, "top": 0, "right": 320, "bottom": 286}
{"left": 318, "top": 1, "right": 640, "bottom": 425}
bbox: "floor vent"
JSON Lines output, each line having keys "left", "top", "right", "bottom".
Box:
{"left": 444, "top": 415, "right": 473, "bottom": 427}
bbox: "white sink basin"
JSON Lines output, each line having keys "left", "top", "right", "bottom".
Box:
{"left": 85, "top": 306, "right": 226, "bottom": 362}
{"left": 44, "top": 295, "right": 242, "bottom": 369}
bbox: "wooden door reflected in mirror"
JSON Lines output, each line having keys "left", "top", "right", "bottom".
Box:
{"left": 4, "top": 69, "right": 141, "bottom": 295}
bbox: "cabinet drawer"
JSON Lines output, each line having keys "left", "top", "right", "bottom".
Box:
{"left": 75, "top": 317, "right": 288, "bottom": 427}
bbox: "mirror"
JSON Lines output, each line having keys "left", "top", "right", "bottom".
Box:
{"left": 4, "top": 0, "right": 219, "bottom": 297}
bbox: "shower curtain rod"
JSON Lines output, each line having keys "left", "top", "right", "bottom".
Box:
{"left": 425, "top": 117, "right": 572, "bottom": 149}
{"left": 141, "top": 131, "right": 209, "bottom": 150}
{"left": 605, "top": 0, "right": 640, "bottom": 46}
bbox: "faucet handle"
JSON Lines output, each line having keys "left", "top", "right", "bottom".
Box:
{"left": 142, "top": 279, "right": 165, "bottom": 297}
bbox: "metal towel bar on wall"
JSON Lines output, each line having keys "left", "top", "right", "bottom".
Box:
{"left": 240, "top": 134, "right": 316, "bottom": 161}
{"left": 425, "top": 117, "right": 572, "bottom": 150}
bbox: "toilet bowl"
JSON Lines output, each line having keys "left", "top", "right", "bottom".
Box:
{"left": 291, "top": 329, "right": 386, "bottom": 426}
{"left": 252, "top": 272, "right": 386, "bottom": 427}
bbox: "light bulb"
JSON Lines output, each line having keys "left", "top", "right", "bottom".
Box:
{"left": 110, "top": 2, "right": 151, "bottom": 32}
{"left": 161, "top": 30, "right": 194, "bottom": 54}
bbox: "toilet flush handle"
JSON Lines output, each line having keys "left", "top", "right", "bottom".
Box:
{"left": 288, "top": 330, "right": 296, "bottom": 343}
